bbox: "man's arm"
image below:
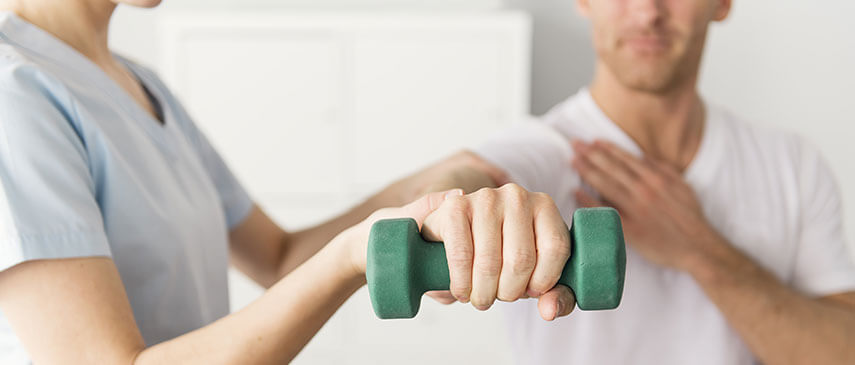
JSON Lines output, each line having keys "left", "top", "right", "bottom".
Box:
{"left": 229, "top": 151, "right": 507, "bottom": 288}
{"left": 689, "top": 239, "right": 855, "bottom": 364}
{"left": 571, "top": 139, "right": 855, "bottom": 364}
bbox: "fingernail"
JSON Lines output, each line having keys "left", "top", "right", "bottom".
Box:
{"left": 445, "top": 189, "right": 463, "bottom": 200}
{"left": 552, "top": 301, "right": 561, "bottom": 320}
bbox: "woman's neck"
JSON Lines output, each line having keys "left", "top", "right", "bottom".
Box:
{"left": 1, "top": 0, "right": 116, "bottom": 64}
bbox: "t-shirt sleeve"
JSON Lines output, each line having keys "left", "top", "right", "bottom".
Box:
{"left": 0, "top": 86, "right": 111, "bottom": 272}
{"left": 469, "top": 119, "right": 581, "bottom": 220}
{"left": 790, "top": 141, "right": 855, "bottom": 297}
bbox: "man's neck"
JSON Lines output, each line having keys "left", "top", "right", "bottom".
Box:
{"left": 588, "top": 62, "right": 705, "bottom": 172}
{"left": 1, "top": 0, "right": 116, "bottom": 65}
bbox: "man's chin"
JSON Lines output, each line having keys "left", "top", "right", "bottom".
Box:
{"left": 615, "top": 69, "right": 679, "bottom": 94}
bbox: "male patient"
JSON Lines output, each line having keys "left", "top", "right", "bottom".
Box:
{"left": 391, "top": 0, "right": 855, "bottom": 363}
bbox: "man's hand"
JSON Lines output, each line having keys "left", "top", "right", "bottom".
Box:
{"left": 570, "top": 140, "right": 724, "bottom": 270}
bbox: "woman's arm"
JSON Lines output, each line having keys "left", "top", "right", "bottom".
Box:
{"left": 1, "top": 184, "right": 575, "bottom": 363}
{"left": 0, "top": 230, "right": 362, "bottom": 364}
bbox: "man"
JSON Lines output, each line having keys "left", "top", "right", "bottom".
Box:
{"left": 398, "top": 0, "right": 855, "bottom": 363}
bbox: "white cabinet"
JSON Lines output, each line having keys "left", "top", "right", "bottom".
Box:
{"left": 158, "top": 11, "right": 529, "bottom": 364}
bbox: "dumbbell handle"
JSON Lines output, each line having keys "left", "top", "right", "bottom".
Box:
{"left": 408, "top": 233, "right": 579, "bottom": 300}
{"left": 367, "top": 208, "right": 624, "bottom": 319}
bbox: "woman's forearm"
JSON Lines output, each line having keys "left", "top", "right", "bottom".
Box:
{"left": 139, "top": 230, "right": 364, "bottom": 364}
{"left": 276, "top": 187, "right": 404, "bottom": 278}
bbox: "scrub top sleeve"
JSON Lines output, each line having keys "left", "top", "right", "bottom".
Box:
{"left": 791, "top": 141, "right": 855, "bottom": 297}
{"left": 0, "top": 86, "right": 111, "bottom": 272}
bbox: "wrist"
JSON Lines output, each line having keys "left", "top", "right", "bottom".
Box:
{"left": 683, "top": 233, "right": 743, "bottom": 287}
{"left": 329, "top": 226, "right": 368, "bottom": 285}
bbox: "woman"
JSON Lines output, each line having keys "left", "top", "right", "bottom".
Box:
{"left": 0, "top": 0, "right": 576, "bottom": 363}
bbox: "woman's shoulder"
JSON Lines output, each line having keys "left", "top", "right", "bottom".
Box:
{"left": 0, "top": 41, "right": 74, "bottom": 107}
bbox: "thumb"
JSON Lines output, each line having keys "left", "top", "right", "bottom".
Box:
{"left": 402, "top": 188, "right": 464, "bottom": 230}
{"left": 537, "top": 285, "right": 576, "bottom": 321}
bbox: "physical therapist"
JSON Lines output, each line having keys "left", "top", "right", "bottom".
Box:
{"left": 0, "top": 0, "right": 578, "bottom": 363}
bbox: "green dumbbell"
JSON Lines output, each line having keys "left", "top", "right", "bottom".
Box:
{"left": 366, "top": 207, "right": 626, "bottom": 319}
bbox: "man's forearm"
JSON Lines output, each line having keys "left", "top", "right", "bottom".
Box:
{"left": 279, "top": 150, "right": 505, "bottom": 278}
{"left": 688, "top": 235, "right": 855, "bottom": 364}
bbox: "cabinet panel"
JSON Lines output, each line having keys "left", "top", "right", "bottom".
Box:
{"left": 349, "top": 33, "right": 509, "bottom": 190}
{"left": 179, "top": 34, "right": 347, "bottom": 195}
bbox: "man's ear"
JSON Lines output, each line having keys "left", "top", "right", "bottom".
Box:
{"left": 576, "top": 0, "right": 592, "bottom": 18}
{"left": 713, "top": 0, "right": 732, "bottom": 22}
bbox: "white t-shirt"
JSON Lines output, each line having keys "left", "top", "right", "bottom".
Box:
{"left": 472, "top": 89, "right": 855, "bottom": 365}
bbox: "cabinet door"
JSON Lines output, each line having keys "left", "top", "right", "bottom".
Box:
{"left": 174, "top": 32, "right": 347, "bottom": 198}
{"left": 349, "top": 30, "right": 514, "bottom": 192}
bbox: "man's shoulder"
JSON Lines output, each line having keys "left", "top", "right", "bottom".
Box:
{"left": 708, "top": 104, "right": 810, "bottom": 159}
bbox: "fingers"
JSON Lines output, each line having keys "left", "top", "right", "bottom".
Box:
{"left": 425, "top": 291, "right": 457, "bottom": 305}
{"left": 469, "top": 188, "right": 503, "bottom": 310}
{"left": 571, "top": 143, "right": 633, "bottom": 204}
{"left": 423, "top": 195, "right": 474, "bottom": 303}
{"left": 574, "top": 189, "right": 607, "bottom": 208}
{"left": 537, "top": 285, "right": 576, "bottom": 321}
{"left": 407, "top": 189, "right": 464, "bottom": 229}
{"left": 496, "top": 185, "right": 536, "bottom": 302}
{"left": 596, "top": 141, "right": 659, "bottom": 183}
{"left": 527, "top": 193, "right": 571, "bottom": 297}
{"left": 573, "top": 141, "right": 640, "bottom": 190}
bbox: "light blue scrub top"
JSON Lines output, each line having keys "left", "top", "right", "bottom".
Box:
{"left": 0, "top": 12, "right": 254, "bottom": 363}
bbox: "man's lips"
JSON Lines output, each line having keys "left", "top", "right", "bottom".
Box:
{"left": 621, "top": 35, "right": 671, "bottom": 53}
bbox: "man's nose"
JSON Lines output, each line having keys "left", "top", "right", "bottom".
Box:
{"left": 627, "top": 0, "right": 666, "bottom": 28}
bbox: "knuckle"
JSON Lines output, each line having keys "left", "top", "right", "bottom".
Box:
{"left": 473, "top": 187, "right": 499, "bottom": 208}
{"left": 443, "top": 196, "right": 469, "bottom": 215}
{"left": 446, "top": 246, "right": 474, "bottom": 268}
{"left": 506, "top": 249, "right": 537, "bottom": 275}
{"left": 474, "top": 258, "right": 502, "bottom": 277}
{"left": 527, "top": 278, "right": 552, "bottom": 294}
{"left": 501, "top": 183, "right": 529, "bottom": 204}
{"left": 542, "top": 234, "right": 571, "bottom": 260}
{"left": 637, "top": 186, "right": 657, "bottom": 203}
{"left": 532, "top": 191, "right": 551, "bottom": 202}
{"left": 531, "top": 192, "right": 557, "bottom": 210}
{"left": 450, "top": 283, "right": 472, "bottom": 299}
{"left": 647, "top": 175, "right": 667, "bottom": 191}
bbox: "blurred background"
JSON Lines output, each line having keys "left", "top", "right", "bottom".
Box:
{"left": 108, "top": 1, "right": 855, "bottom": 364}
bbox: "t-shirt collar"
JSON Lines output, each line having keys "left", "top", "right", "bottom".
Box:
{"left": 573, "top": 87, "right": 722, "bottom": 186}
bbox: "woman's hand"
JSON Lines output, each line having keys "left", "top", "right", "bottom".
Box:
{"left": 342, "top": 189, "right": 464, "bottom": 279}
{"left": 344, "top": 184, "right": 577, "bottom": 321}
